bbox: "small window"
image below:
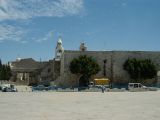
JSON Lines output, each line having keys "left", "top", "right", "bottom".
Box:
{"left": 129, "top": 84, "right": 133, "bottom": 87}
{"left": 139, "top": 84, "right": 142, "bottom": 87}
{"left": 48, "top": 68, "right": 51, "bottom": 73}
{"left": 58, "top": 50, "right": 62, "bottom": 52}
{"left": 134, "top": 84, "right": 138, "bottom": 88}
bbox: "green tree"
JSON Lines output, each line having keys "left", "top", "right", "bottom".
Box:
{"left": 0, "top": 60, "right": 12, "bottom": 83}
{"left": 69, "top": 55, "right": 100, "bottom": 87}
{"left": 0, "top": 59, "right": 2, "bottom": 68}
{"left": 5, "top": 64, "right": 12, "bottom": 80}
{"left": 0, "top": 59, "right": 2, "bottom": 81}
{"left": 123, "top": 58, "right": 157, "bottom": 82}
{"left": 1, "top": 65, "right": 6, "bottom": 80}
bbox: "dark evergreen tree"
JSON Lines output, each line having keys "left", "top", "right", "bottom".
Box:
{"left": 0, "top": 59, "right": 2, "bottom": 81}
{"left": 0, "top": 59, "right": 2, "bottom": 68}
{"left": 0, "top": 65, "right": 6, "bottom": 80}
{"left": 6, "top": 64, "right": 12, "bottom": 80}
{"left": 0, "top": 60, "right": 12, "bottom": 81}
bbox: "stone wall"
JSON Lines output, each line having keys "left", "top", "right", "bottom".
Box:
{"left": 10, "top": 59, "right": 53, "bottom": 85}
{"left": 59, "top": 50, "right": 112, "bottom": 87}
{"left": 58, "top": 50, "right": 160, "bottom": 87}
{"left": 112, "top": 51, "right": 160, "bottom": 83}
{"left": 10, "top": 51, "right": 160, "bottom": 87}
{"left": 39, "top": 60, "right": 54, "bottom": 85}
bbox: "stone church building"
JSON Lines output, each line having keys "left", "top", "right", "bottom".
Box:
{"left": 10, "top": 38, "right": 160, "bottom": 87}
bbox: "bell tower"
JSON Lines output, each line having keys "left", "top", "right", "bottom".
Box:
{"left": 79, "top": 42, "right": 87, "bottom": 51}
{"left": 55, "top": 37, "right": 64, "bottom": 61}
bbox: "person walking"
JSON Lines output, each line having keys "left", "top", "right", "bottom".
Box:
{"left": 101, "top": 85, "right": 105, "bottom": 93}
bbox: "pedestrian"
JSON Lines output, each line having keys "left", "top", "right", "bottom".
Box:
{"left": 101, "top": 85, "right": 105, "bottom": 93}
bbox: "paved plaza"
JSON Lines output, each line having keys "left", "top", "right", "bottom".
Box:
{"left": 0, "top": 91, "right": 160, "bottom": 120}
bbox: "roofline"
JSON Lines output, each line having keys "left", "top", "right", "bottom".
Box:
{"left": 64, "top": 50, "right": 160, "bottom": 53}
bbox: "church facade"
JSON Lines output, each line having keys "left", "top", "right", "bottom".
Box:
{"left": 10, "top": 38, "right": 160, "bottom": 87}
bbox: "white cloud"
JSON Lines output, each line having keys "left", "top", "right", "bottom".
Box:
{"left": 0, "top": 25, "right": 54, "bottom": 44}
{"left": 0, "top": 24, "right": 27, "bottom": 43}
{"left": 0, "top": 0, "right": 84, "bottom": 43}
{"left": 0, "top": 0, "right": 84, "bottom": 21}
{"left": 35, "top": 31, "right": 54, "bottom": 43}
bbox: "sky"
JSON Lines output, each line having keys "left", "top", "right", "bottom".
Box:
{"left": 0, "top": 0, "right": 160, "bottom": 63}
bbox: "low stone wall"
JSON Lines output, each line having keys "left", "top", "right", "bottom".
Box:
{"left": 15, "top": 86, "right": 32, "bottom": 92}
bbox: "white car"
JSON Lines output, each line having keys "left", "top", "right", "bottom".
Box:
{"left": 128, "top": 83, "right": 148, "bottom": 91}
{"left": 1, "top": 84, "right": 17, "bottom": 92}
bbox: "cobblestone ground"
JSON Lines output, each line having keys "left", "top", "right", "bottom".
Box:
{"left": 0, "top": 91, "right": 160, "bottom": 120}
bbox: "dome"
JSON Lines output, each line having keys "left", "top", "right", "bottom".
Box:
{"left": 57, "top": 37, "right": 62, "bottom": 44}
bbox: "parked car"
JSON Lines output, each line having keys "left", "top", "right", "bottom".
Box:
{"left": 1, "top": 84, "right": 17, "bottom": 92}
{"left": 48, "top": 85, "right": 57, "bottom": 90}
{"left": 32, "top": 85, "right": 46, "bottom": 91}
{"left": 147, "top": 87, "right": 157, "bottom": 91}
{"left": 128, "top": 83, "right": 148, "bottom": 91}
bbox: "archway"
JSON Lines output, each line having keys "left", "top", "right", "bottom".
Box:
{"left": 79, "top": 75, "right": 89, "bottom": 87}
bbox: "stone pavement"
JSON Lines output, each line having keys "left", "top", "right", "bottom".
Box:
{"left": 0, "top": 91, "right": 160, "bottom": 120}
